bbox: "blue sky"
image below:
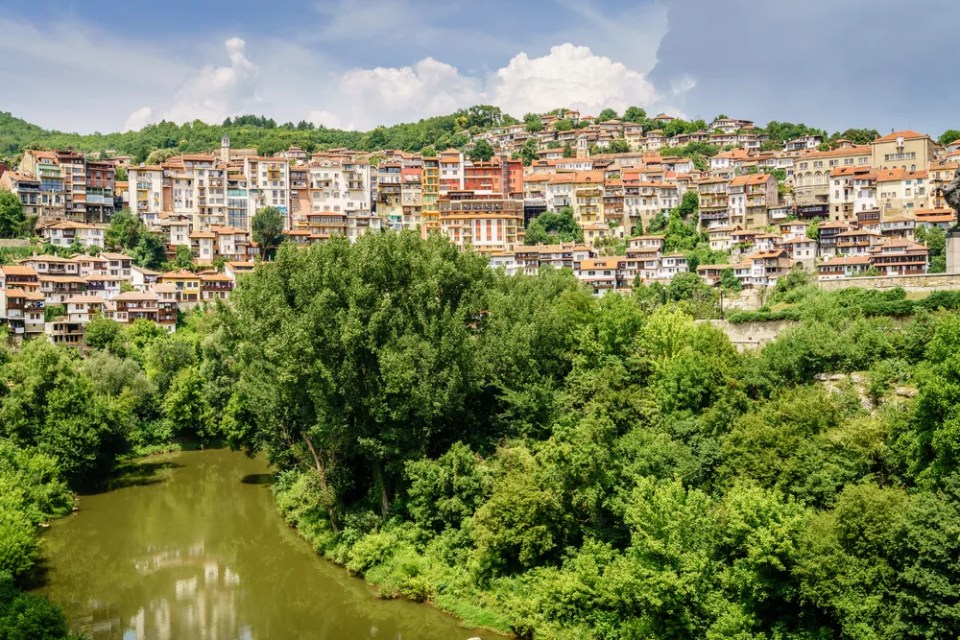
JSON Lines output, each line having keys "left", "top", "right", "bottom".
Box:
{"left": 2, "top": 0, "right": 958, "bottom": 137}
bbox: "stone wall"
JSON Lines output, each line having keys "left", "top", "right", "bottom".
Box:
{"left": 706, "top": 319, "right": 799, "bottom": 351}
{"left": 818, "top": 273, "right": 960, "bottom": 292}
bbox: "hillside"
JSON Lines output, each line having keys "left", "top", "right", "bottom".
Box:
{"left": 0, "top": 105, "right": 518, "bottom": 164}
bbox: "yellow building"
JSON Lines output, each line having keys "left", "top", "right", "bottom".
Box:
{"left": 571, "top": 170, "right": 606, "bottom": 226}
{"left": 870, "top": 130, "right": 938, "bottom": 172}
{"left": 421, "top": 157, "right": 440, "bottom": 235}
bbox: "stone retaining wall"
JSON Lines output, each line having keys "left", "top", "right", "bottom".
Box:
{"left": 706, "top": 319, "right": 799, "bottom": 351}
{"left": 818, "top": 273, "right": 960, "bottom": 291}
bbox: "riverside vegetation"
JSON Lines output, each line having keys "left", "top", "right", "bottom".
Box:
{"left": 2, "top": 231, "right": 960, "bottom": 638}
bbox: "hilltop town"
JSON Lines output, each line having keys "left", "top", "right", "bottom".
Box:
{"left": 0, "top": 108, "right": 957, "bottom": 344}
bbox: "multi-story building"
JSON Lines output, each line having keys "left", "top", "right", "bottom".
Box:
{"left": 867, "top": 240, "right": 928, "bottom": 275}
{"left": 55, "top": 150, "right": 87, "bottom": 222}
{"left": 573, "top": 256, "right": 625, "bottom": 295}
{"left": 421, "top": 157, "right": 441, "bottom": 235}
{"left": 0, "top": 288, "right": 44, "bottom": 342}
{"left": 128, "top": 165, "right": 165, "bottom": 223}
{"left": 571, "top": 171, "right": 605, "bottom": 227}
{"left": 876, "top": 168, "right": 932, "bottom": 215}
{"left": 0, "top": 265, "right": 39, "bottom": 291}
{"left": 85, "top": 160, "right": 116, "bottom": 222}
{"left": 376, "top": 160, "right": 403, "bottom": 229}
{"left": 728, "top": 173, "right": 777, "bottom": 229}
{"left": 438, "top": 149, "right": 464, "bottom": 193}
{"left": 697, "top": 178, "right": 730, "bottom": 229}
{"left": 870, "top": 130, "right": 938, "bottom": 172}
{"left": 438, "top": 192, "right": 524, "bottom": 253}
{"left": 245, "top": 156, "right": 289, "bottom": 227}
{"left": 793, "top": 146, "right": 871, "bottom": 207}
{"left": 37, "top": 221, "right": 106, "bottom": 249}
{"left": 0, "top": 172, "right": 44, "bottom": 220}
{"left": 18, "top": 150, "right": 66, "bottom": 223}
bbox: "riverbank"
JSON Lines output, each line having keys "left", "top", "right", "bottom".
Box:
{"left": 35, "top": 449, "right": 494, "bottom": 640}
{"left": 271, "top": 472, "right": 520, "bottom": 638}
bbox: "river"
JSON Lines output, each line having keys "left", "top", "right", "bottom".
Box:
{"left": 34, "top": 449, "right": 494, "bottom": 640}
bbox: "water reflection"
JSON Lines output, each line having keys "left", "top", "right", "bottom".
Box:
{"left": 35, "top": 449, "right": 493, "bottom": 640}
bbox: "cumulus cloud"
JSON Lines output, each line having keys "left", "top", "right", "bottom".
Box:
{"left": 125, "top": 37, "right": 261, "bottom": 129}
{"left": 335, "top": 58, "right": 484, "bottom": 128}
{"left": 490, "top": 43, "right": 658, "bottom": 117}
{"left": 164, "top": 37, "right": 260, "bottom": 123}
{"left": 123, "top": 107, "right": 155, "bottom": 132}
{"left": 312, "top": 43, "right": 665, "bottom": 130}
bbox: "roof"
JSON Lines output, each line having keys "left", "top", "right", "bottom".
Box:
{"left": 729, "top": 173, "right": 772, "bottom": 186}
{"left": 114, "top": 292, "right": 159, "bottom": 302}
{"left": 160, "top": 270, "right": 199, "bottom": 279}
{"left": 874, "top": 130, "right": 928, "bottom": 143}
{"left": 876, "top": 168, "right": 928, "bottom": 182}
{"left": 578, "top": 257, "right": 623, "bottom": 269}
{"left": 830, "top": 165, "right": 875, "bottom": 178}
{"left": 100, "top": 252, "right": 133, "bottom": 261}
{"left": 64, "top": 295, "right": 108, "bottom": 304}
{"left": 1, "top": 266, "right": 38, "bottom": 277}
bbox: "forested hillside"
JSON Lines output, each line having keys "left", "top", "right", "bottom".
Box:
{"left": 0, "top": 105, "right": 516, "bottom": 163}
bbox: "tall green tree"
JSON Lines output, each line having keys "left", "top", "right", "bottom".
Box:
{"left": 251, "top": 206, "right": 285, "bottom": 260}
{"left": 0, "top": 189, "right": 26, "bottom": 238}
{"left": 468, "top": 139, "right": 495, "bottom": 163}
{"left": 524, "top": 208, "right": 583, "bottom": 245}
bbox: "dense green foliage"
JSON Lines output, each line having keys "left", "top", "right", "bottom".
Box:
{"left": 525, "top": 208, "right": 584, "bottom": 245}
{"left": 105, "top": 210, "right": 168, "bottom": 269}
{"left": 0, "top": 106, "right": 520, "bottom": 163}
{"left": 201, "top": 232, "right": 960, "bottom": 639}
{"left": 0, "top": 189, "right": 27, "bottom": 239}
{"left": 915, "top": 225, "right": 946, "bottom": 273}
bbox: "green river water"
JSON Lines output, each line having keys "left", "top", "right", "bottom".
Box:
{"left": 34, "top": 449, "right": 493, "bottom": 640}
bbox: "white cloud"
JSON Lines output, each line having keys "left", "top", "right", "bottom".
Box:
{"left": 335, "top": 58, "right": 483, "bottom": 128}
{"left": 307, "top": 110, "right": 346, "bottom": 130}
{"left": 137, "top": 37, "right": 261, "bottom": 126}
{"left": 123, "top": 107, "right": 155, "bottom": 132}
{"left": 489, "top": 43, "right": 658, "bottom": 117}
{"left": 306, "top": 43, "right": 665, "bottom": 130}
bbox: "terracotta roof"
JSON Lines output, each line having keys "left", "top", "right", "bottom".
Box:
{"left": 874, "top": 130, "right": 928, "bottom": 143}
{"left": 830, "top": 165, "right": 875, "bottom": 178}
{"left": 729, "top": 173, "right": 772, "bottom": 186}
{"left": 876, "top": 168, "right": 928, "bottom": 182}
{"left": 578, "top": 257, "right": 623, "bottom": 269}
{"left": 1, "top": 266, "right": 38, "bottom": 277}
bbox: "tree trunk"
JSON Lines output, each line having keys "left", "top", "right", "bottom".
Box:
{"left": 301, "top": 433, "right": 339, "bottom": 533}
{"left": 372, "top": 458, "right": 390, "bottom": 519}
